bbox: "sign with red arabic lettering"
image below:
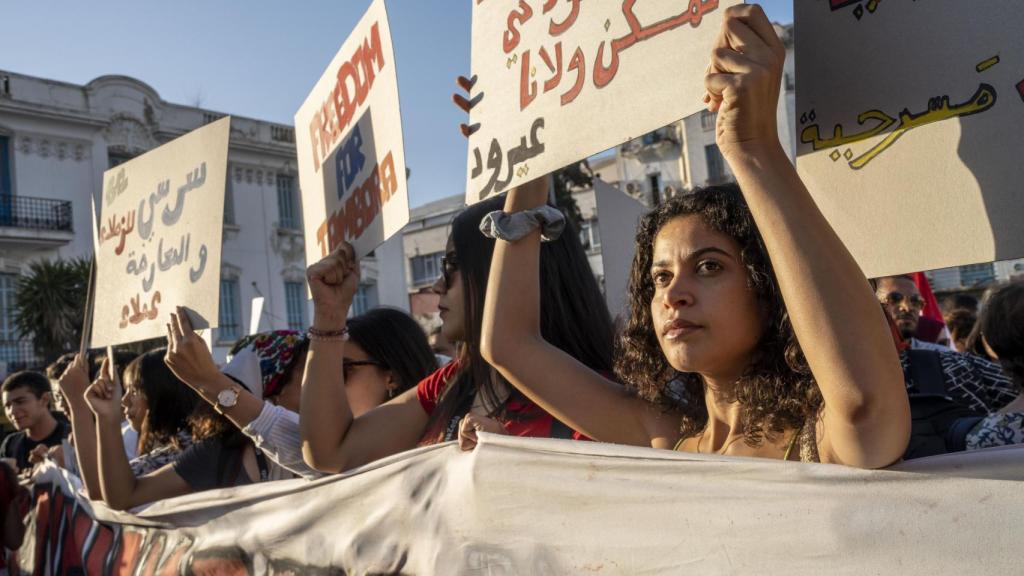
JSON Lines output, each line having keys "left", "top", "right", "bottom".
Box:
{"left": 464, "top": 0, "right": 738, "bottom": 203}
{"left": 294, "top": 0, "right": 409, "bottom": 260}
{"left": 91, "top": 118, "right": 229, "bottom": 347}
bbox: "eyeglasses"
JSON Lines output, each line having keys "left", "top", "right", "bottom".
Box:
{"left": 441, "top": 253, "right": 459, "bottom": 289}
{"left": 342, "top": 358, "right": 385, "bottom": 380}
{"left": 881, "top": 291, "right": 927, "bottom": 310}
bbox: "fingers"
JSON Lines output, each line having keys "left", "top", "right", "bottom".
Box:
{"left": 723, "top": 4, "right": 782, "bottom": 54}
{"left": 458, "top": 415, "right": 479, "bottom": 451}
{"left": 170, "top": 310, "right": 185, "bottom": 342}
{"left": 308, "top": 242, "right": 358, "bottom": 287}
{"left": 177, "top": 306, "right": 194, "bottom": 333}
{"left": 166, "top": 322, "right": 177, "bottom": 354}
{"left": 722, "top": 15, "right": 771, "bottom": 59}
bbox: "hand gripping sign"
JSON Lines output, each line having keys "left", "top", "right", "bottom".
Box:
{"left": 463, "top": 0, "right": 740, "bottom": 204}
{"left": 294, "top": 0, "right": 410, "bottom": 261}
{"left": 91, "top": 118, "right": 229, "bottom": 348}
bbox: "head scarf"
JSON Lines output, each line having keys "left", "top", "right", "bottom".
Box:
{"left": 222, "top": 330, "right": 308, "bottom": 399}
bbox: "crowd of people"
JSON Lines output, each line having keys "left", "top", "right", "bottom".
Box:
{"left": 0, "top": 4, "right": 1022, "bottom": 565}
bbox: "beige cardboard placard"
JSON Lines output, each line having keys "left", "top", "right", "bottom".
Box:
{"left": 294, "top": 0, "right": 410, "bottom": 261}
{"left": 91, "top": 118, "right": 229, "bottom": 348}
{"left": 465, "top": 0, "right": 738, "bottom": 204}
{"left": 795, "top": 0, "right": 1024, "bottom": 278}
{"left": 594, "top": 178, "right": 647, "bottom": 320}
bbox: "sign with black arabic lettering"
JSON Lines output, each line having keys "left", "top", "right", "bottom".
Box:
{"left": 91, "top": 118, "right": 228, "bottom": 348}
{"left": 465, "top": 0, "right": 738, "bottom": 204}
{"left": 796, "top": 0, "right": 1024, "bottom": 278}
{"left": 294, "top": 0, "right": 410, "bottom": 261}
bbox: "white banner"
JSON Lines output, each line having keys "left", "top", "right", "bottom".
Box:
{"left": 17, "top": 437, "right": 1024, "bottom": 574}
{"left": 91, "top": 118, "right": 229, "bottom": 347}
{"left": 464, "top": 0, "right": 739, "bottom": 204}
{"left": 795, "top": 0, "right": 1024, "bottom": 278}
{"left": 294, "top": 0, "right": 410, "bottom": 260}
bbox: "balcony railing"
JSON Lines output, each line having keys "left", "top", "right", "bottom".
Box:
{"left": 0, "top": 195, "right": 73, "bottom": 232}
{"left": 0, "top": 339, "right": 44, "bottom": 374}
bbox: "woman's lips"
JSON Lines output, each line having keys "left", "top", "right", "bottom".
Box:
{"left": 663, "top": 319, "right": 702, "bottom": 340}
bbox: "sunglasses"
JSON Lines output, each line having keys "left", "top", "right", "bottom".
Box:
{"left": 342, "top": 358, "right": 385, "bottom": 379}
{"left": 441, "top": 253, "right": 459, "bottom": 289}
{"left": 881, "top": 291, "right": 926, "bottom": 310}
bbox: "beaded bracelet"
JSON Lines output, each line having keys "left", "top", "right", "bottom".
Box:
{"left": 307, "top": 326, "right": 349, "bottom": 342}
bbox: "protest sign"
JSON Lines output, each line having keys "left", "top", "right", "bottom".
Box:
{"left": 18, "top": 439, "right": 1024, "bottom": 574}
{"left": 594, "top": 178, "right": 646, "bottom": 318}
{"left": 795, "top": 1, "right": 1024, "bottom": 278}
{"left": 294, "top": 0, "right": 409, "bottom": 261}
{"left": 464, "top": 0, "right": 739, "bottom": 204}
{"left": 90, "top": 118, "right": 229, "bottom": 348}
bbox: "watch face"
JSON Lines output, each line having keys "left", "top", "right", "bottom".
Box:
{"left": 217, "top": 388, "right": 238, "bottom": 407}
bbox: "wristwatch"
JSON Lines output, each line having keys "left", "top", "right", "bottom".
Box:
{"left": 214, "top": 384, "right": 242, "bottom": 414}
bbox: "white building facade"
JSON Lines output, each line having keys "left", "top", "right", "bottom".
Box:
{"left": 0, "top": 70, "right": 405, "bottom": 369}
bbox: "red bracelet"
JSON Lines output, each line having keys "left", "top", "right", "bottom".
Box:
{"left": 307, "top": 326, "right": 349, "bottom": 342}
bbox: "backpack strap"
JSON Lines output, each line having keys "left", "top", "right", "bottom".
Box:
{"left": 906, "top": 349, "right": 949, "bottom": 396}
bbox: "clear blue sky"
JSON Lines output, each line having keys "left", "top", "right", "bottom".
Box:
{"left": 1, "top": 1, "right": 793, "bottom": 207}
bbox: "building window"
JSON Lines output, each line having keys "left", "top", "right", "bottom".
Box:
{"left": 277, "top": 174, "right": 300, "bottom": 230}
{"left": 648, "top": 173, "right": 662, "bottom": 205}
{"left": 959, "top": 263, "right": 995, "bottom": 287}
{"left": 0, "top": 273, "right": 17, "bottom": 341}
{"left": 284, "top": 281, "right": 307, "bottom": 331}
{"left": 700, "top": 110, "right": 717, "bottom": 131}
{"left": 108, "top": 152, "right": 134, "bottom": 168}
{"left": 705, "top": 144, "right": 726, "bottom": 183}
{"left": 218, "top": 278, "right": 242, "bottom": 342}
{"left": 0, "top": 135, "right": 11, "bottom": 198}
{"left": 410, "top": 251, "right": 444, "bottom": 287}
{"left": 580, "top": 219, "right": 601, "bottom": 252}
{"left": 350, "top": 283, "right": 378, "bottom": 316}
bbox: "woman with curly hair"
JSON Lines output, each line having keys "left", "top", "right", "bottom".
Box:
{"left": 477, "top": 4, "right": 910, "bottom": 467}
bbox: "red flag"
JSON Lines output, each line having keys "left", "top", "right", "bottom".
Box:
{"left": 912, "top": 272, "right": 944, "bottom": 324}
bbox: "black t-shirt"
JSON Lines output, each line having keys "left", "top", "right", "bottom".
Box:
{"left": 0, "top": 419, "right": 69, "bottom": 471}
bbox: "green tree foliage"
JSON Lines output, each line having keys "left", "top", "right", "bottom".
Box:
{"left": 14, "top": 257, "right": 92, "bottom": 362}
{"left": 552, "top": 160, "right": 592, "bottom": 233}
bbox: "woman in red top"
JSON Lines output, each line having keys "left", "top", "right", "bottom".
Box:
{"left": 300, "top": 194, "right": 615, "bottom": 473}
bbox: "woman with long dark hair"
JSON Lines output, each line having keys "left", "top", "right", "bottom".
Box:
{"left": 477, "top": 5, "right": 909, "bottom": 467}
{"left": 59, "top": 349, "right": 198, "bottom": 499}
{"left": 83, "top": 353, "right": 267, "bottom": 510}
{"left": 300, "top": 192, "right": 615, "bottom": 473}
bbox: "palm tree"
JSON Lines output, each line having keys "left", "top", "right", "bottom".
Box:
{"left": 13, "top": 257, "right": 92, "bottom": 363}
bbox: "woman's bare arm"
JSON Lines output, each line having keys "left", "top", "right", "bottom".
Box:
{"left": 707, "top": 5, "right": 909, "bottom": 467}
{"left": 300, "top": 243, "right": 432, "bottom": 472}
{"left": 480, "top": 180, "right": 680, "bottom": 448}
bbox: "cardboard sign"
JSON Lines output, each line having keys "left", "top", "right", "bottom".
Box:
{"left": 795, "top": 0, "right": 1024, "bottom": 278}
{"left": 465, "top": 0, "right": 738, "bottom": 204}
{"left": 294, "top": 0, "right": 410, "bottom": 261}
{"left": 594, "top": 178, "right": 646, "bottom": 319}
{"left": 90, "top": 118, "right": 229, "bottom": 348}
